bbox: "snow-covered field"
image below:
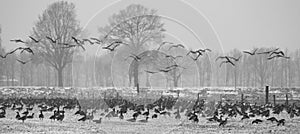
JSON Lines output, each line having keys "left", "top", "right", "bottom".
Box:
{"left": 1, "top": 87, "right": 300, "bottom": 133}
{"left": 1, "top": 108, "right": 300, "bottom": 134}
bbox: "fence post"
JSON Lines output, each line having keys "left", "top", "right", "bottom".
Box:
{"left": 265, "top": 86, "right": 269, "bottom": 104}
{"left": 273, "top": 95, "right": 276, "bottom": 105}
{"left": 286, "top": 94, "right": 289, "bottom": 106}
{"left": 241, "top": 93, "right": 244, "bottom": 103}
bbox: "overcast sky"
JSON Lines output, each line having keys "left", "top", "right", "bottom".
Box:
{"left": 0, "top": 0, "right": 299, "bottom": 54}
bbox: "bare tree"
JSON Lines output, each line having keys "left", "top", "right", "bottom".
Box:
{"left": 0, "top": 25, "right": 1, "bottom": 47}
{"left": 295, "top": 49, "right": 300, "bottom": 86}
{"left": 31, "top": 1, "right": 81, "bottom": 87}
{"left": 0, "top": 25, "right": 3, "bottom": 80}
{"left": 0, "top": 25, "right": 7, "bottom": 86}
{"left": 98, "top": 4, "right": 165, "bottom": 93}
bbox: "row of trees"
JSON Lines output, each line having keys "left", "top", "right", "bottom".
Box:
{"left": 1, "top": 45, "right": 300, "bottom": 88}
{"left": 0, "top": 1, "right": 299, "bottom": 89}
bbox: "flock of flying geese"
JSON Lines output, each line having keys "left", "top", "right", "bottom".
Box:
{"left": 215, "top": 48, "right": 290, "bottom": 67}
{"left": 0, "top": 35, "right": 291, "bottom": 70}
{"left": 0, "top": 35, "right": 126, "bottom": 64}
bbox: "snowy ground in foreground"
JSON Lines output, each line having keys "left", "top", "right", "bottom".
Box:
{"left": 1, "top": 110, "right": 300, "bottom": 134}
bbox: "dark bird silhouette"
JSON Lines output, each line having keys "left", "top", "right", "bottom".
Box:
{"left": 186, "top": 50, "right": 198, "bottom": 56}
{"left": 197, "top": 48, "right": 212, "bottom": 53}
{"left": 22, "top": 110, "right": 29, "bottom": 115}
{"left": 16, "top": 106, "right": 23, "bottom": 111}
{"left": 157, "top": 41, "right": 173, "bottom": 50}
{"left": 144, "top": 70, "right": 158, "bottom": 74}
{"left": 188, "top": 114, "right": 199, "bottom": 123}
{"left": 0, "top": 114, "right": 5, "bottom": 118}
{"left": 71, "top": 36, "right": 83, "bottom": 45}
{"left": 111, "top": 40, "right": 129, "bottom": 46}
{"left": 49, "top": 115, "right": 56, "bottom": 121}
{"left": 126, "top": 53, "right": 143, "bottom": 61}
{"left": 10, "top": 39, "right": 26, "bottom": 44}
{"left": 277, "top": 119, "right": 285, "bottom": 126}
{"left": 102, "top": 43, "right": 120, "bottom": 51}
{"left": 18, "top": 115, "right": 27, "bottom": 122}
{"left": 165, "top": 55, "right": 183, "bottom": 60}
{"left": 243, "top": 48, "right": 258, "bottom": 55}
{"left": 207, "top": 115, "right": 219, "bottom": 122}
{"left": 20, "top": 47, "right": 34, "bottom": 55}
{"left": 228, "top": 56, "right": 242, "bottom": 62}
{"left": 187, "top": 48, "right": 211, "bottom": 60}
{"left": 26, "top": 107, "right": 33, "bottom": 111}
{"left": 39, "top": 111, "right": 44, "bottom": 120}
{"left": 249, "top": 114, "right": 255, "bottom": 118}
{"left": 15, "top": 112, "right": 20, "bottom": 119}
{"left": 267, "top": 55, "right": 290, "bottom": 60}
{"left": 0, "top": 54, "right": 6, "bottom": 58}
{"left": 267, "top": 117, "right": 278, "bottom": 123}
{"left": 216, "top": 56, "right": 231, "bottom": 61}
{"left": 49, "top": 110, "right": 57, "bottom": 121}
{"left": 56, "top": 113, "right": 65, "bottom": 122}
{"left": 82, "top": 39, "right": 94, "bottom": 45}
{"left": 90, "top": 38, "right": 103, "bottom": 44}
{"left": 29, "top": 36, "right": 40, "bottom": 43}
{"left": 270, "top": 51, "right": 285, "bottom": 56}
{"left": 61, "top": 44, "right": 85, "bottom": 51}
{"left": 119, "top": 112, "right": 124, "bottom": 120}
{"left": 78, "top": 115, "right": 87, "bottom": 122}
{"left": 27, "top": 113, "right": 34, "bottom": 119}
{"left": 133, "top": 111, "right": 141, "bottom": 119}
{"left": 159, "top": 68, "right": 175, "bottom": 73}
{"left": 216, "top": 56, "right": 235, "bottom": 67}
{"left": 16, "top": 59, "right": 32, "bottom": 64}
{"left": 187, "top": 50, "right": 203, "bottom": 61}
{"left": 219, "top": 60, "right": 235, "bottom": 67}
{"left": 154, "top": 108, "right": 160, "bottom": 114}
{"left": 257, "top": 48, "right": 279, "bottom": 55}
{"left": 152, "top": 114, "right": 158, "bottom": 119}
{"left": 142, "top": 109, "right": 150, "bottom": 117}
{"left": 0, "top": 47, "right": 24, "bottom": 58}
{"left": 218, "top": 117, "right": 228, "bottom": 127}
{"left": 75, "top": 110, "right": 85, "bottom": 116}
{"left": 58, "top": 42, "right": 70, "bottom": 46}
{"left": 168, "top": 44, "right": 185, "bottom": 50}
{"left": 46, "top": 36, "right": 58, "bottom": 43}
{"left": 160, "top": 111, "right": 171, "bottom": 116}
{"left": 252, "top": 119, "right": 263, "bottom": 124}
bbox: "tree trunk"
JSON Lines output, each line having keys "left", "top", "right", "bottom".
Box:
{"left": 6, "top": 70, "right": 9, "bottom": 86}
{"left": 234, "top": 67, "right": 237, "bottom": 90}
{"left": 30, "top": 64, "right": 33, "bottom": 86}
{"left": 19, "top": 66, "right": 23, "bottom": 86}
{"left": 133, "top": 61, "right": 139, "bottom": 93}
{"left": 146, "top": 72, "right": 150, "bottom": 87}
{"left": 174, "top": 77, "right": 179, "bottom": 88}
{"left": 145, "top": 66, "right": 151, "bottom": 87}
{"left": 11, "top": 64, "right": 15, "bottom": 86}
{"left": 57, "top": 67, "right": 63, "bottom": 87}
{"left": 47, "top": 66, "right": 50, "bottom": 87}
